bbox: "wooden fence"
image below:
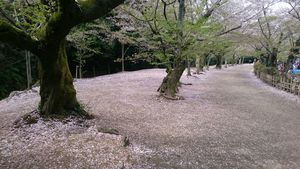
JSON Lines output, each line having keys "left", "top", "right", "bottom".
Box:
{"left": 255, "top": 71, "right": 300, "bottom": 97}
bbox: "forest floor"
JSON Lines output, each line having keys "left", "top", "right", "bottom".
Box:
{"left": 0, "top": 64, "right": 300, "bottom": 169}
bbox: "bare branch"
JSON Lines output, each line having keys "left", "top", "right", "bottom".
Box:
{"left": 217, "top": 24, "right": 242, "bottom": 36}
{"left": 161, "top": 0, "right": 176, "bottom": 21}
{"left": 120, "top": 7, "right": 154, "bottom": 22}
{"left": 77, "top": 0, "right": 125, "bottom": 22}
{"left": 202, "top": 0, "right": 224, "bottom": 19}
{"left": 287, "top": 1, "right": 300, "bottom": 21}
{"left": 257, "top": 18, "right": 270, "bottom": 41}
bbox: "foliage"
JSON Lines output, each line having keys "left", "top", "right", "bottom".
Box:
{"left": 0, "top": 0, "right": 43, "bottom": 99}
{"left": 0, "top": 0, "right": 54, "bottom": 34}
{"left": 254, "top": 61, "right": 277, "bottom": 75}
{"left": 66, "top": 11, "right": 143, "bottom": 76}
{"left": 0, "top": 43, "right": 38, "bottom": 99}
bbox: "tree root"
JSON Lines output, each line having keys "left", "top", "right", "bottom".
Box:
{"left": 97, "top": 127, "right": 120, "bottom": 135}
{"left": 180, "top": 82, "right": 193, "bottom": 86}
{"left": 159, "top": 94, "right": 184, "bottom": 100}
{"left": 122, "top": 136, "right": 130, "bottom": 147}
{"left": 14, "top": 110, "right": 40, "bottom": 128}
{"left": 13, "top": 107, "right": 94, "bottom": 128}
{"left": 193, "top": 72, "right": 204, "bottom": 75}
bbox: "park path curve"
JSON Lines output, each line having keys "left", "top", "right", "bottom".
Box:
{"left": 77, "top": 64, "right": 300, "bottom": 168}
{"left": 0, "top": 64, "right": 299, "bottom": 169}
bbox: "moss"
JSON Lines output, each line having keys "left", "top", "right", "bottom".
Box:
{"left": 1, "top": 0, "right": 124, "bottom": 119}
{"left": 0, "top": 20, "right": 37, "bottom": 53}
{"left": 215, "top": 55, "right": 222, "bottom": 69}
{"left": 38, "top": 40, "right": 88, "bottom": 117}
{"left": 78, "top": 0, "right": 95, "bottom": 9}
{"left": 40, "top": 103, "right": 93, "bottom": 119}
{"left": 158, "top": 60, "right": 186, "bottom": 98}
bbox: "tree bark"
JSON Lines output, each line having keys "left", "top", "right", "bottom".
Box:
{"left": 216, "top": 55, "right": 222, "bottom": 69}
{"left": 268, "top": 48, "right": 278, "bottom": 67}
{"left": 79, "top": 56, "right": 83, "bottom": 78}
{"left": 157, "top": 0, "right": 186, "bottom": 98}
{"left": 26, "top": 51, "right": 32, "bottom": 89}
{"left": 187, "top": 59, "right": 192, "bottom": 76}
{"left": 122, "top": 43, "right": 125, "bottom": 72}
{"left": 39, "top": 40, "right": 79, "bottom": 116}
{"left": 158, "top": 60, "right": 186, "bottom": 98}
{"left": 196, "top": 56, "right": 204, "bottom": 74}
{"left": 158, "top": 0, "right": 186, "bottom": 98}
{"left": 206, "top": 57, "right": 210, "bottom": 70}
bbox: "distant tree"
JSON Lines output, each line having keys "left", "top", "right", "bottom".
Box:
{"left": 67, "top": 23, "right": 106, "bottom": 78}
{"left": 125, "top": 0, "right": 228, "bottom": 98}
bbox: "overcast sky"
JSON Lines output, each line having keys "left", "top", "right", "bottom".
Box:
{"left": 271, "top": 1, "right": 291, "bottom": 12}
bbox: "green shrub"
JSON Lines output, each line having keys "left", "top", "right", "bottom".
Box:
{"left": 254, "top": 61, "right": 277, "bottom": 75}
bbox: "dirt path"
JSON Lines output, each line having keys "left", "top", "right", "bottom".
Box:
{"left": 1, "top": 64, "right": 300, "bottom": 168}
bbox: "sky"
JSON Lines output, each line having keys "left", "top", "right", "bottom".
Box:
{"left": 271, "top": 1, "right": 291, "bottom": 12}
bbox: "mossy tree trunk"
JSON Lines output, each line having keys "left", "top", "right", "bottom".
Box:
{"left": 0, "top": 0, "right": 124, "bottom": 116}
{"left": 158, "top": 60, "right": 186, "bottom": 98}
{"left": 187, "top": 59, "right": 192, "bottom": 76}
{"left": 196, "top": 56, "right": 204, "bottom": 74}
{"left": 158, "top": 0, "right": 186, "bottom": 99}
{"left": 39, "top": 40, "right": 79, "bottom": 116}
{"left": 216, "top": 54, "right": 222, "bottom": 69}
{"left": 267, "top": 47, "right": 278, "bottom": 67}
{"left": 156, "top": 0, "right": 219, "bottom": 98}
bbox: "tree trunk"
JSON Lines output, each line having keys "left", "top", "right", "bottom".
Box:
{"left": 158, "top": 60, "right": 186, "bottom": 98}
{"left": 39, "top": 40, "right": 80, "bottom": 117}
{"left": 157, "top": 0, "right": 186, "bottom": 99}
{"left": 196, "top": 57, "right": 200, "bottom": 74}
{"left": 26, "top": 51, "right": 32, "bottom": 89}
{"left": 122, "top": 43, "right": 125, "bottom": 72}
{"left": 231, "top": 54, "right": 236, "bottom": 66}
{"left": 206, "top": 55, "right": 212, "bottom": 70}
{"left": 75, "top": 66, "right": 78, "bottom": 79}
{"left": 187, "top": 58, "right": 192, "bottom": 76}
{"left": 268, "top": 48, "right": 278, "bottom": 67}
{"left": 79, "top": 56, "right": 82, "bottom": 78}
{"left": 196, "top": 57, "right": 204, "bottom": 74}
{"left": 216, "top": 55, "right": 222, "bottom": 69}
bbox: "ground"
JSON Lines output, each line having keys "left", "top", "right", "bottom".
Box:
{"left": 0, "top": 64, "right": 300, "bottom": 169}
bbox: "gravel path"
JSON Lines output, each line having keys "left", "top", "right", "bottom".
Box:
{"left": 1, "top": 64, "right": 300, "bottom": 169}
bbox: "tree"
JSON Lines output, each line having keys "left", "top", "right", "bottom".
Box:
{"left": 154, "top": 0, "right": 227, "bottom": 98}
{"left": 0, "top": 0, "right": 124, "bottom": 117}
{"left": 286, "top": 0, "right": 300, "bottom": 21}
{"left": 67, "top": 23, "right": 105, "bottom": 78}
{"left": 157, "top": 0, "right": 187, "bottom": 98}
{"left": 125, "top": 0, "right": 230, "bottom": 98}
{"left": 235, "top": 0, "right": 295, "bottom": 67}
